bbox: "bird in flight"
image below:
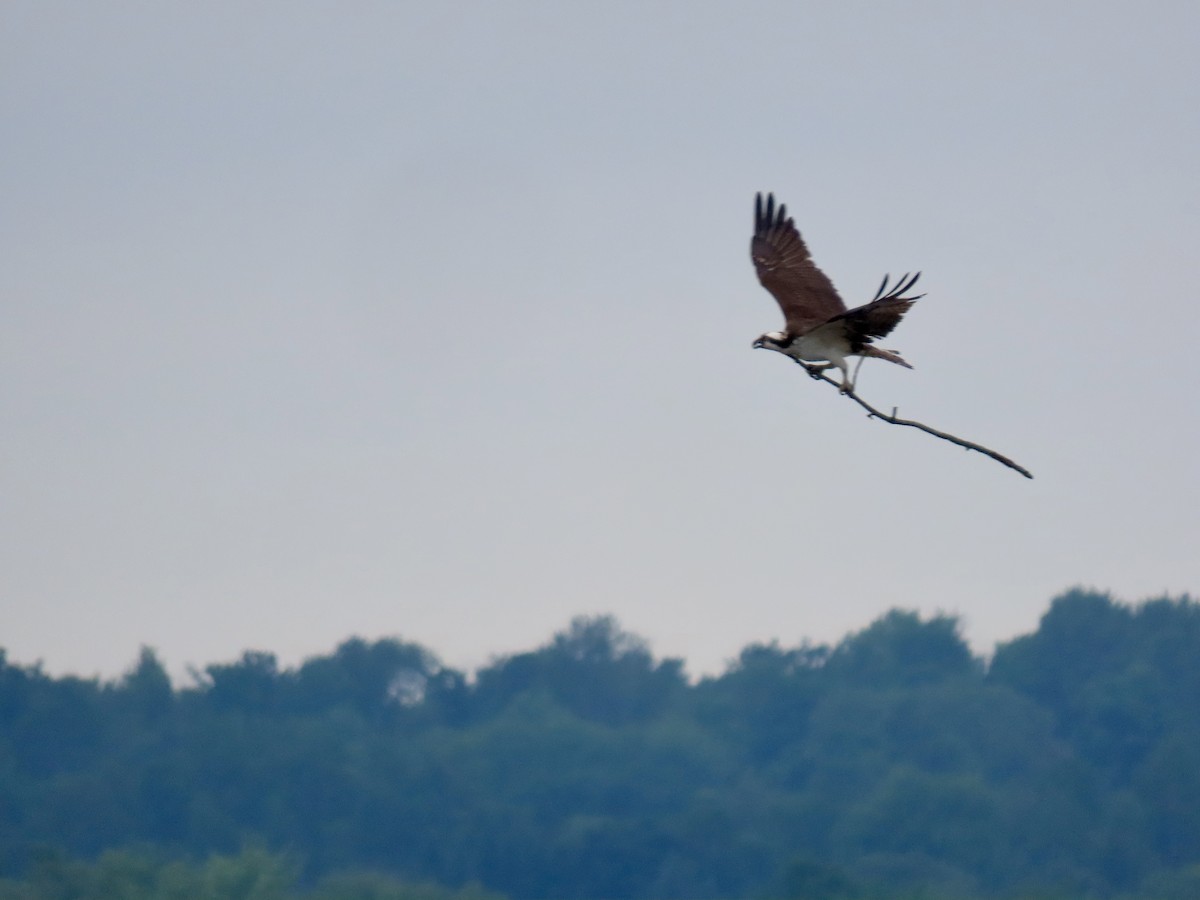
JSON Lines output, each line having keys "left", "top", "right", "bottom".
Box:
{"left": 751, "top": 192, "right": 922, "bottom": 393}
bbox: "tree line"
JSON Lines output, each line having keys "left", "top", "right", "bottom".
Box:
{"left": 2, "top": 589, "right": 1199, "bottom": 900}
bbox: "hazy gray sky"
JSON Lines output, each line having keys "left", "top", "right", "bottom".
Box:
{"left": 3, "top": 1, "right": 1198, "bottom": 682}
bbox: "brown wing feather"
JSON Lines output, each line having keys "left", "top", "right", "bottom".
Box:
{"left": 830, "top": 272, "right": 923, "bottom": 350}
{"left": 833, "top": 297, "right": 917, "bottom": 349}
{"left": 750, "top": 192, "right": 846, "bottom": 335}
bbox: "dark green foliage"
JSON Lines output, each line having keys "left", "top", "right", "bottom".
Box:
{"left": 825, "top": 610, "right": 979, "bottom": 687}
{"left": 991, "top": 589, "right": 1200, "bottom": 785}
{"left": 1, "top": 595, "right": 1198, "bottom": 899}
{"left": 777, "top": 854, "right": 862, "bottom": 899}
{"left": 0, "top": 846, "right": 504, "bottom": 900}
{"left": 470, "top": 615, "right": 686, "bottom": 725}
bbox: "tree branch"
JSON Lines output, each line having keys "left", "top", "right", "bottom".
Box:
{"left": 794, "top": 361, "right": 1034, "bottom": 479}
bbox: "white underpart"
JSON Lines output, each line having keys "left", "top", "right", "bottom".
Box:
{"left": 773, "top": 327, "right": 858, "bottom": 390}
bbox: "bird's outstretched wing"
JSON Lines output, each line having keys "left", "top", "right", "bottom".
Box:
{"left": 832, "top": 272, "right": 924, "bottom": 346}
{"left": 751, "top": 192, "right": 846, "bottom": 335}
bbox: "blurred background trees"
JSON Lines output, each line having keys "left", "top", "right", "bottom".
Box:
{"left": 2, "top": 594, "right": 1198, "bottom": 899}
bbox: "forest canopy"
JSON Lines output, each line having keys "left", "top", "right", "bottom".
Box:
{"left": 2, "top": 589, "right": 1199, "bottom": 900}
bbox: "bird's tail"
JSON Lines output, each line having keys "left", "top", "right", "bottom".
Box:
{"left": 860, "top": 346, "right": 913, "bottom": 369}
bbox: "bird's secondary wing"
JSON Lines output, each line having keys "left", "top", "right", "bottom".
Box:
{"left": 750, "top": 193, "right": 847, "bottom": 335}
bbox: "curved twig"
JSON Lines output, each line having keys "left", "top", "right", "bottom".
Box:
{"left": 794, "top": 360, "right": 1034, "bottom": 479}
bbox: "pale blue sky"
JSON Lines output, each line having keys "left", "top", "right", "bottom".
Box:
{"left": 3, "top": 1, "right": 1198, "bottom": 680}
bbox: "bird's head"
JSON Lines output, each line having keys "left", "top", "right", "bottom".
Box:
{"left": 753, "top": 331, "right": 788, "bottom": 352}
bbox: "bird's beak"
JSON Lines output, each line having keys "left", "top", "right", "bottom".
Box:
{"left": 752, "top": 338, "right": 764, "bottom": 349}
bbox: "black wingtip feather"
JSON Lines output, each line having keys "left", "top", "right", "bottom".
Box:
{"left": 872, "top": 271, "right": 924, "bottom": 303}
{"left": 756, "top": 191, "right": 783, "bottom": 235}
{"left": 896, "top": 271, "right": 921, "bottom": 296}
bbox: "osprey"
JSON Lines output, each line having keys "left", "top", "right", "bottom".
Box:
{"left": 751, "top": 192, "right": 922, "bottom": 392}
